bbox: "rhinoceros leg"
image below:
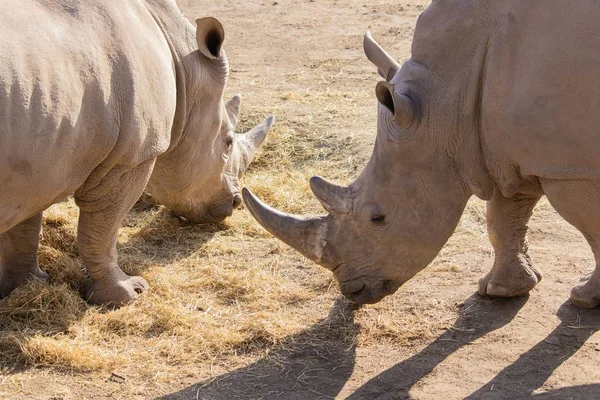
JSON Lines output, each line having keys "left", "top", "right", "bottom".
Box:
{"left": 542, "top": 179, "right": 600, "bottom": 308}
{"left": 0, "top": 212, "right": 48, "bottom": 297}
{"left": 478, "top": 191, "right": 542, "bottom": 298}
{"left": 75, "top": 160, "right": 155, "bottom": 307}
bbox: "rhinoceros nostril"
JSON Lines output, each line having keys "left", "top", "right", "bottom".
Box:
{"left": 383, "top": 279, "right": 395, "bottom": 293}
{"left": 232, "top": 194, "right": 243, "bottom": 209}
{"left": 346, "top": 283, "right": 366, "bottom": 301}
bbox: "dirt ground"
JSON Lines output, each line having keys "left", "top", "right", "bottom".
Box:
{"left": 2, "top": 0, "right": 600, "bottom": 399}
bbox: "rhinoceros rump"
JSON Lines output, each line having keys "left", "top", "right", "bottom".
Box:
{"left": 244, "top": 0, "right": 600, "bottom": 308}
{"left": 0, "top": 0, "right": 273, "bottom": 306}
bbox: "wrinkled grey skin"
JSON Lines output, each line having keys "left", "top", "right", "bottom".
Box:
{"left": 0, "top": 0, "right": 272, "bottom": 306}
{"left": 244, "top": 0, "right": 600, "bottom": 308}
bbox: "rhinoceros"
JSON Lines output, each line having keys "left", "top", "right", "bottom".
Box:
{"left": 0, "top": 0, "right": 273, "bottom": 306}
{"left": 243, "top": 0, "right": 600, "bottom": 308}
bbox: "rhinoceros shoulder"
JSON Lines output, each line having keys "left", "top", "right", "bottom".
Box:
{"left": 0, "top": 0, "right": 176, "bottom": 230}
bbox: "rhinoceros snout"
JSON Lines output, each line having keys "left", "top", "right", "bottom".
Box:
{"left": 208, "top": 197, "right": 238, "bottom": 221}
{"left": 341, "top": 278, "right": 396, "bottom": 305}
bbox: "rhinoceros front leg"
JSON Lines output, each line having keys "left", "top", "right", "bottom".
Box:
{"left": 478, "top": 191, "right": 542, "bottom": 297}
{"left": 75, "top": 161, "right": 155, "bottom": 307}
{"left": 0, "top": 212, "right": 48, "bottom": 297}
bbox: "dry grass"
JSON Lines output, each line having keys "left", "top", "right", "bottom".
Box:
{"left": 0, "top": 20, "right": 487, "bottom": 396}
{"left": 0, "top": 83, "right": 491, "bottom": 397}
{"left": 0, "top": 120, "right": 485, "bottom": 385}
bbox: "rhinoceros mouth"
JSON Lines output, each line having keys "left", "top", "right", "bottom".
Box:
{"left": 207, "top": 197, "right": 237, "bottom": 222}
{"left": 340, "top": 278, "right": 398, "bottom": 304}
{"left": 177, "top": 205, "right": 230, "bottom": 224}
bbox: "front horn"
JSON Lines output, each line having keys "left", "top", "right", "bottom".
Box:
{"left": 242, "top": 188, "right": 332, "bottom": 265}
{"left": 363, "top": 28, "right": 400, "bottom": 81}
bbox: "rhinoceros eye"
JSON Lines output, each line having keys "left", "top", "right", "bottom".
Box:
{"left": 371, "top": 215, "right": 386, "bottom": 225}
{"left": 225, "top": 136, "right": 234, "bottom": 149}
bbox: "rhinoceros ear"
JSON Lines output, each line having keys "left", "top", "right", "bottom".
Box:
{"left": 375, "top": 81, "right": 416, "bottom": 129}
{"left": 196, "top": 17, "right": 225, "bottom": 59}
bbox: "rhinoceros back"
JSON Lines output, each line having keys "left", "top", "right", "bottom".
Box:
{"left": 0, "top": 0, "right": 176, "bottom": 232}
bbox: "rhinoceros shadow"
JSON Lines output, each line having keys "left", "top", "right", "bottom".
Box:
{"left": 348, "top": 296, "right": 600, "bottom": 400}
{"left": 464, "top": 301, "right": 600, "bottom": 400}
{"left": 346, "top": 294, "right": 528, "bottom": 400}
{"left": 159, "top": 297, "right": 359, "bottom": 400}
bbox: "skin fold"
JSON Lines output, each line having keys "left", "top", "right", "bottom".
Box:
{"left": 243, "top": 0, "right": 600, "bottom": 308}
{"left": 0, "top": 0, "right": 273, "bottom": 306}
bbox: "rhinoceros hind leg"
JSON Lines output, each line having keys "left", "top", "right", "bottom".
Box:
{"left": 541, "top": 178, "right": 600, "bottom": 308}
{"left": 0, "top": 212, "right": 48, "bottom": 297}
{"left": 570, "top": 272, "right": 600, "bottom": 308}
{"left": 75, "top": 160, "right": 155, "bottom": 307}
{"left": 478, "top": 191, "right": 542, "bottom": 298}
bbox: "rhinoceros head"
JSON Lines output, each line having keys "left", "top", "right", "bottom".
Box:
{"left": 242, "top": 29, "right": 473, "bottom": 304}
{"left": 147, "top": 17, "right": 274, "bottom": 224}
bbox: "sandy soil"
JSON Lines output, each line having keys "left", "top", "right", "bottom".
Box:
{"left": 1, "top": 1, "right": 600, "bottom": 399}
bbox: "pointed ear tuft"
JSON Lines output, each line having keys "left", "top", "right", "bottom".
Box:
{"left": 196, "top": 17, "right": 225, "bottom": 59}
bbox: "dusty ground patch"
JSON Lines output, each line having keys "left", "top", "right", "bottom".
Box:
{"left": 2, "top": 1, "right": 600, "bottom": 399}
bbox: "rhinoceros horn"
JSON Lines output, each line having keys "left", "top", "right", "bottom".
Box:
{"left": 363, "top": 28, "right": 400, "bottom": 81}
{"left": 239, "top": 115, "right": 275, "bottom": 171}
{"left": 242, "top": 188, "right": 331, "bottom": 264}
{"left": 310, "top": 176, "right": 351, "bottom": 215}
{"left": 225, "top": 94, "right": 242, "bottom": 126}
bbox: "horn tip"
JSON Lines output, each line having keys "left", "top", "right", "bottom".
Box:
{"left": 364, "top": 27, "right": 374, "bottom": 42}
{"left": 309, "top": 175, "right": 325, "bottom": 188}
{"left": 266, "top": 115, "right": 276, "bottom": 127}
{"left": 241, "top": 186, "right": 253, "bottom": 200}
{"left": 363, "top": 26, "right": 373, "bottom": 44}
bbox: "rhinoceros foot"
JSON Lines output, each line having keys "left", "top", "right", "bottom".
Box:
{"left": 0, "top": 266, "right": 49, "bottom": 298}
{"left": 478, "top": 255, "right": 541, "bottom": 298}
{"left": 84, "top": 270, "right": 148, "bottom": 307}
{"left": 570, "top": 273, "right": 600, "bottom": 308}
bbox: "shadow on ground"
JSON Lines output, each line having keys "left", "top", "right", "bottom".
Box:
{"left": 347, "top": 296, "right": 600, "bottom": 400}
{"left": 160, "top": 298, "right": 359, "bottom": 400}
{"left": 160, "top": 293, "right": 600, "bottom": 399}
{"left": 347, "top": 294, "right": 528, "bottom": 400}
{"left": 465, "top": 301, "right": 600, "bottom": 400}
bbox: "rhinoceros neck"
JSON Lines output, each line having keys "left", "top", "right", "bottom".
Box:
{"left": 142, "top": 0, "right": 197, "bottom": 59}
{"left": 407, "top": 0, "right": 496, "bottom": 200}
{"left": 142, "top": 0, "right": 196, "bottom": 147}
